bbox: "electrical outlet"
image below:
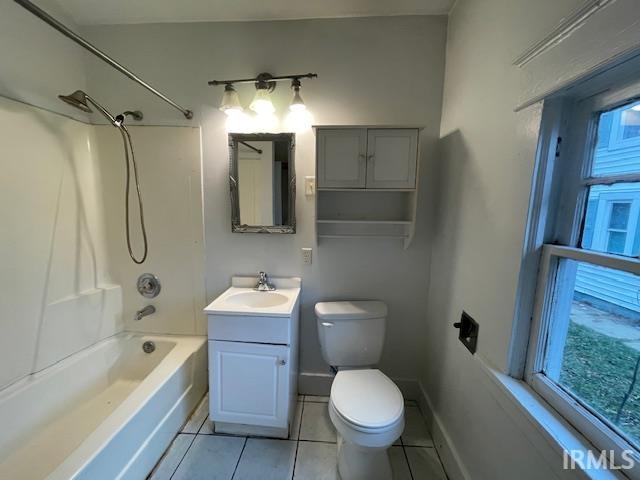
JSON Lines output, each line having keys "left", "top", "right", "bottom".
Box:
{"left": 305, "top": 176, "right": 316, "bottom": 196}
{"left": 302, "top": 247, "right": 312, "bottom": 265}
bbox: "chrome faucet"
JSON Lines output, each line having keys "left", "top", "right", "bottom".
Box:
{"left": 135, "top": 305, "right": 156, "bottom": 321}
{"left": 255, "top": 271, "right": 276, "bottom": 291}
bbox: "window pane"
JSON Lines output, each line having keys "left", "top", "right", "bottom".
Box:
{"left": 607, "top": 231, "right": 627, "bottom": 254}
{"left": 610, "top": 202, "right": 631, "bottom": 229}
{"left": 592, "top": 101, "right": 640, "bottom": 176}
{"left": 622, "top": 106, "right": 640, "bottom": 140}
{"left": 596, "top": 111, "right": 613, "bottom": 150}
{"left": 581, "top": 184, "right": 640, "bottom": 257}
{"left": 546, "top": 259, "right": 640, "bottom": 446}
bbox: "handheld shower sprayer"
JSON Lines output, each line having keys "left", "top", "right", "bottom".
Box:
{"left": 59, "top": 90, "right": 148, "bottom": 264}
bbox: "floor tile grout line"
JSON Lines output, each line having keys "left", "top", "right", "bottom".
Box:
{"left": 401, "top": 443, "right": 415, "bottom": 480}
{"left": 291, "top": 400, "right": 305, "bottom": 479}
{"left": 230, "top": 436, "right": 248, "bottom": 480}
{"left": 168, "top": 433, "right": 198, "bottom": 480}
{"left": 430, "top": 443, "right": 451, "bottom": 480}
{"left": 297, "top": 439, "right": 337, "bottom": 444}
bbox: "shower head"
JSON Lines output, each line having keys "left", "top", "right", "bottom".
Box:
{"left": 58, "top": 89, "right": 119, "bottom": 126}
{"left": 59, "top": 90, "right": 92, "bottom": 113}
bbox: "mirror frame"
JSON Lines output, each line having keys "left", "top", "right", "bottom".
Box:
{"left": 228, "top": 133, "right": 296, "bottom": 234}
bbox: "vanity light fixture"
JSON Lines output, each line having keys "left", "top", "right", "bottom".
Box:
{"left": 219, "top": 84, "right": 242, "bottom": 115}
{"left": 209, "top": 72, "right": 317, "bottom": 132}
{"left": 289, "top": 78, "right": 306, "bottom": 112}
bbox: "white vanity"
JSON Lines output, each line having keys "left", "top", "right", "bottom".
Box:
{"left": 204, "top": 276, "right": 300, "bottom": 438}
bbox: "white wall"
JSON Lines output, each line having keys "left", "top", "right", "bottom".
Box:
{"left": 0, "top": 96, "right": 120, "bottom": 390}
{"left": 81, "top": 16, "right": 448, "bottom": 381}
{"left": 423, "top": 0, "right": 640, "bottom": 478}
{"left": 0, "top": 1, "right": 88, "bottom": 121}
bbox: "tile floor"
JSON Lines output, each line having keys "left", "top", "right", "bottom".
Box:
{"left": 149, "top": 394, "right": 448, "bottom": 480}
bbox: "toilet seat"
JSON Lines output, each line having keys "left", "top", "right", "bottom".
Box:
{"left": 330, "top": 369, "right": 404, "bottom": 433}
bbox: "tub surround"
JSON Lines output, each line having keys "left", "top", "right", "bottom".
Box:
{"left": 205, "top": 276, "right": 301, "bottom": 438}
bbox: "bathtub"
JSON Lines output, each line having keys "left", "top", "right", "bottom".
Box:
{"left": 0, "top": 332, "right": 207, "bottom": 480}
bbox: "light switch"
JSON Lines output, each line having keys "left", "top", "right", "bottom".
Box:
{"left": 305, "top": 176, "right": 316, "bottom": 196}
{"left": 302, "top": 247, "right": 312, "bottom": 265}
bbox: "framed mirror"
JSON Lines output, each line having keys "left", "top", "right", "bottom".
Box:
{"left": 228, "top": 133, "right": 296, "bottom": 233}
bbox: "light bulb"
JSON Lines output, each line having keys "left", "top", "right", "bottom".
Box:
{"left": 219, "top": 84, "right": 242, "bottom": 115}
{"left": 250, "top": 88, "right": 275, "bottom": 115}
{"left": 290, "top": 87, "right": 306, "bottom": 112}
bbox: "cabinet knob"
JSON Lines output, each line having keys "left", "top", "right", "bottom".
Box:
{"left": 278, "top": 359, "right": 287, "bottom": 366}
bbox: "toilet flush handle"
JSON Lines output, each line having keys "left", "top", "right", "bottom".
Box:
{"left": 321, "top": 322, "right": 334, "bottom": 328}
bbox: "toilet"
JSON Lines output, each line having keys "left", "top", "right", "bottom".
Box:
{"left": 315, "top": 301, "right": 404, "bottom": 480}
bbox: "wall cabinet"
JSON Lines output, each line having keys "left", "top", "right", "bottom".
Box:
{"left": 316, "top": 128, "right": 418, "bottom": 189}
{"left": 317, "top": 128, "right": 367, "bottom": 188}
{"left": 315, "top": 126, "right": 422, "bottom": 248}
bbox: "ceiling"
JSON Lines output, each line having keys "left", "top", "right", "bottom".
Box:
{"left": 44, "top": 0, "right": 454, "bottom": 25}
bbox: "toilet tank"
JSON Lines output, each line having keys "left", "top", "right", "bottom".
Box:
{"left": 315, "top": 301, "right": 387, "bottom": 368}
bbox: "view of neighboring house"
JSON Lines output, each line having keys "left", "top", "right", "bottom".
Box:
{"left": 576, "top": 100, "right": 640, "bottom": 318}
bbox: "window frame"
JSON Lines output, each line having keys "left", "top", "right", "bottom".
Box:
{"left": 519, "top": 78, "right": 640, "bottom": 476}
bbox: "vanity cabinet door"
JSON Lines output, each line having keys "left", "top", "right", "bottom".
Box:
{"left": 210, "top": 341, "right": 289, "bottom": 428}
{"left": 317, "top": 129, "right": 367, "bottom": 188}
{"left": 365, "top": 129, "right": 418, "bottom": 189}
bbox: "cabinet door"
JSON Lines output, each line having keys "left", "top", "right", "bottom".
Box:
{"left": 366, "top": 129, "right": 418, "bottom": 189}
{"left": 209, "top": 341, "right": 289, "bottom": 428}
{"left": 317, "top": 129, "right": 367, "bottom": 188}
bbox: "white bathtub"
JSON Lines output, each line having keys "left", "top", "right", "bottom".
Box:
{"left": 0, "top": 332, "right": 207, "bottom": 480}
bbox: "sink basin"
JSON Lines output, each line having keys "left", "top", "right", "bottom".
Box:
{"left": 225, "top": 291, "right": 289, "bottom": 308}
{"left": 204, "top": 276, "right": 301, "bottom": 317}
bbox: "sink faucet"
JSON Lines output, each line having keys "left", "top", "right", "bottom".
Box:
{"left": 255, "top": 271, "right": 276, "bottom": 291}
{"left": 135, "top": 305, "right": 156, "bottom": 321}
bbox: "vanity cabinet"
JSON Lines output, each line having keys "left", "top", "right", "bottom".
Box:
{"left": 316, "top": 128, "right": 418, "bottom": 189}
{"left": 205, "top": 276, "right": 300, "bottom": 438}
{"left": 315, "top": 126, "right": 422, "bottom": 248}
{"left": 209, "top": 341, "right": 290, "bottom": 428}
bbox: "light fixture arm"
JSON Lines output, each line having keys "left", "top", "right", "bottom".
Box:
{"left": 209, "top": 72, "right": 317, "bottom": 87}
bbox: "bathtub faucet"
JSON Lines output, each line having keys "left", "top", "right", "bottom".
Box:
{"left": 135, "top": 305, "right": 156, "bottom": 321}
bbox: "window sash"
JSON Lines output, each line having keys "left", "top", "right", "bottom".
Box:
{"left": 527, "top": 245, "right": 640, "bottom": 475}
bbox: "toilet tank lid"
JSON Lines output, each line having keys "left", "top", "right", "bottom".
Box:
{"left": 315, "top": 301, "right": 387, "bottom": 320}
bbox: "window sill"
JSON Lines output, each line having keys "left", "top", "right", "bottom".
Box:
{"left": 475, "top": 354, "right": 625, "bottom": 480}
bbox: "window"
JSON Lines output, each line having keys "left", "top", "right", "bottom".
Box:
{"left": 522, "top": 79, "right": 640, "bottom": 471}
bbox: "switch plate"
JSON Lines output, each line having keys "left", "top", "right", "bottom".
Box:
{"left": 302, "top": 247, "right": 312, "bottom": 265}
{"left": 304, "top": 176, "right": 316, "bottom": 196}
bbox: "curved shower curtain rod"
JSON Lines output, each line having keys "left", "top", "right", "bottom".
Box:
{"left": 13, "top": 0, "right": 194, "bottom": 120}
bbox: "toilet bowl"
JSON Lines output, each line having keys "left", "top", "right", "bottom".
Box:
{"left": 329, "top": 369, "right": 404, "bottom": 479}
{"left": 315, "top": 301, "right": 404, "bottom": 480}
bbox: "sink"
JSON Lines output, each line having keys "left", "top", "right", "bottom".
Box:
{"left": 225, "top": 291, "right": 289, "bottom": 308}
{"left": 204, "top": 276, "right": 301, "bottom": 317}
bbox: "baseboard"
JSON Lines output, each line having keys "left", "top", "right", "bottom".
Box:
{"left": 298, "top": 372, "right": 334, "bottom": 396}
{"left": 298, "top": 372, "right": 421, "bottom": 400}
{"left": 417, "top": 382, "right": 471, "bottom": 480}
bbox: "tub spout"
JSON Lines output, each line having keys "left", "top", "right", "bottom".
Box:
{"left": 135, "top": 305, "right": 155, "bottom": 321}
